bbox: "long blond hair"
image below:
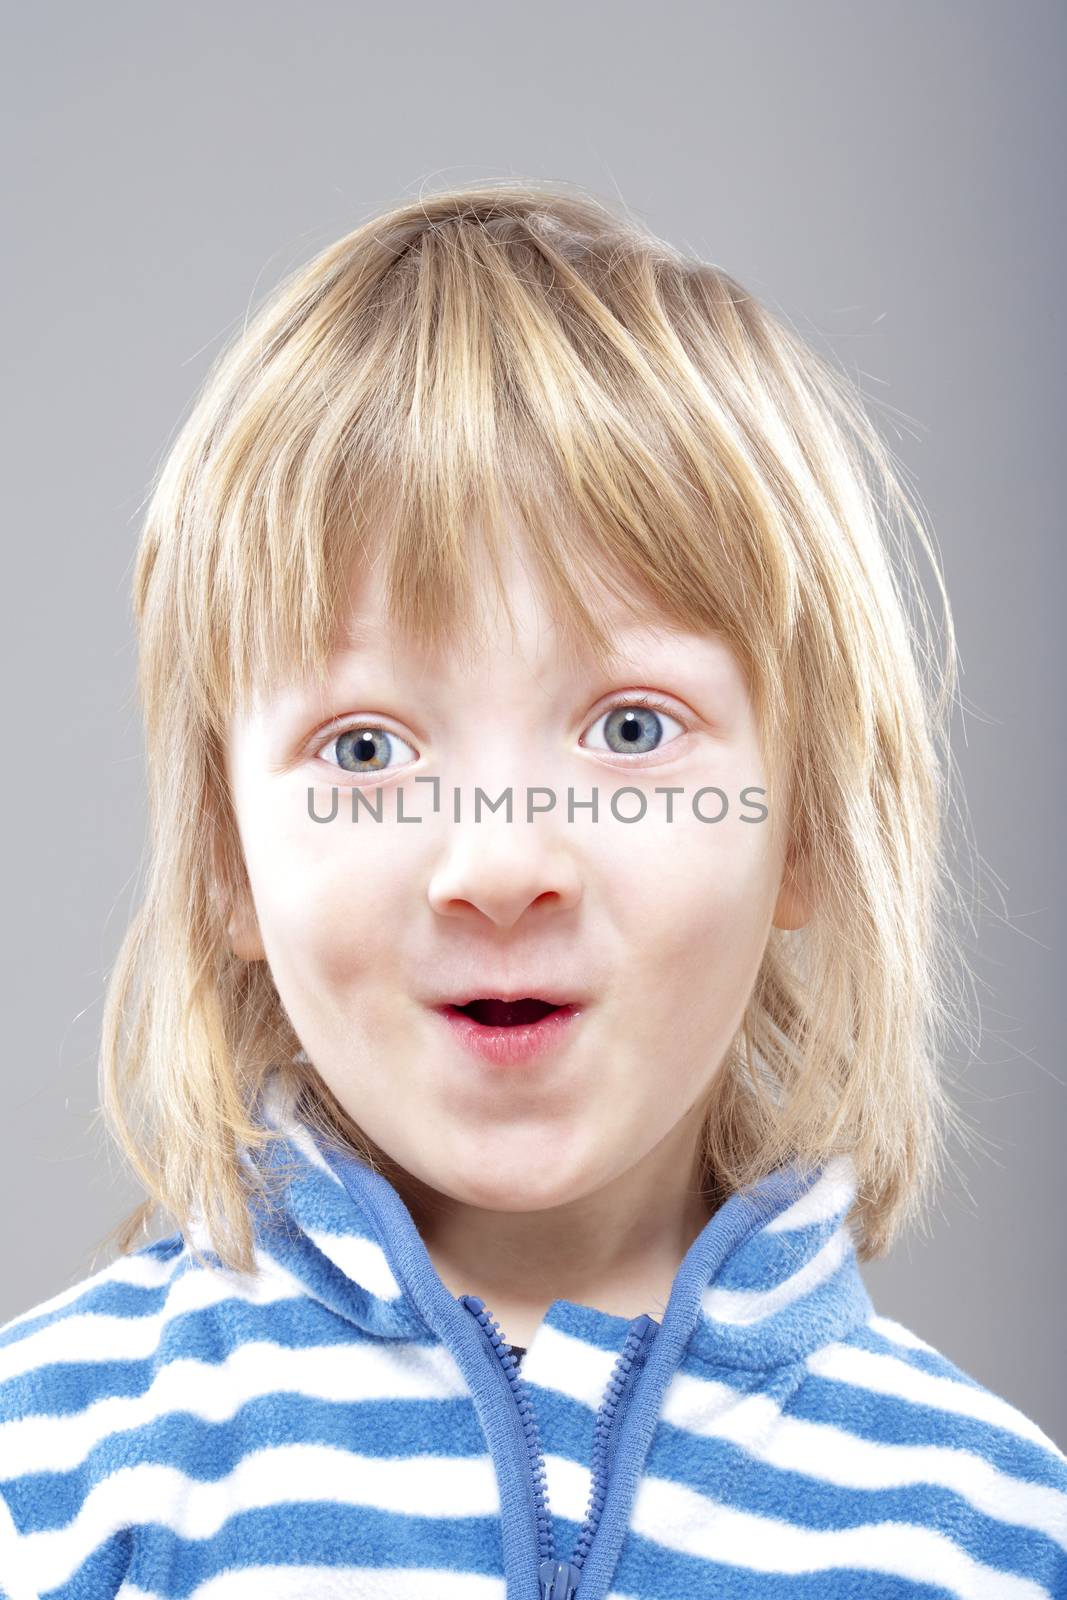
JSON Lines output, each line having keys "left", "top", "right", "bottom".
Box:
{"left": 96, "top": 179, "right": 979, "bottom": 1275}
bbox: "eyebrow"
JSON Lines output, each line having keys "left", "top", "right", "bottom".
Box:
{"left": 336, "top": 611, "right": 677, "bottom": 658}
{"left": 333, "top": 614, "right": 738, "bottom": 697}
{"left": 338, "top": 619, "right": 384, "bottom": 652}
{"left": 277, "top": 617, "right": 739, "bottom": 739}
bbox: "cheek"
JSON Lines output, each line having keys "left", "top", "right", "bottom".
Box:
{"left": 598, "top": 810, "right": 778, "bottom": 988}
{"left": 242, "top": 793, "right": 415, "bottom": 989}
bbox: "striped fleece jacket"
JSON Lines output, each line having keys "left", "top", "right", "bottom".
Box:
{"left": 1, "top": 1069, "right": 1065, "bottom": 1599}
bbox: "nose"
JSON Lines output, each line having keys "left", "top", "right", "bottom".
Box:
{"left": 426, "top": 813, "right": 583, "bottom": 930}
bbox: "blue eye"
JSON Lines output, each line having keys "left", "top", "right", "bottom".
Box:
{"left": 313, "top": 694, "right": 688, "bottom": 776}
{"left": 317, "top": 724, "right": 418, "bottom": 775}
{"left": 583, "top": 696, "right": 687, "bottom": 757}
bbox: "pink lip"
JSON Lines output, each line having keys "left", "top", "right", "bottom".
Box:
{"left": 431, "top": 1003, "right": 585, "bottom": 1066}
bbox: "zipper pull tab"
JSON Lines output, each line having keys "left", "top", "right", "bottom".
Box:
{"left": 539, "top": 1558, "right": 581, "bottom": 1598}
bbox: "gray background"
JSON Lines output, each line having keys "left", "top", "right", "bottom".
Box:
{"left": 2, "top": 2, "right": 1063, "bottom": 1444}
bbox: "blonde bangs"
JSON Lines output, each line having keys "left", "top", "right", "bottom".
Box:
{"left": 142, "top": 188, "right": 809, "bottom": 757}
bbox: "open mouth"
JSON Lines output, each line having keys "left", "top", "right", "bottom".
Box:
{"left": 446, "top": 998, "right": 563, "bottom": 1027}
{"left": 434, "top": 996, "right": 583, "bottom": 1065}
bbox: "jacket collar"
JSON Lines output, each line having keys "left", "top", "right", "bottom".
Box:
{"left": 221, "top": 1067, "right": 873, "bottom": 1373}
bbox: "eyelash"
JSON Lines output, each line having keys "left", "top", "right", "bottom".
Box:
{"left": 312, "top": 692, "right": 689, "bottom": 772}
{"left": 595, "top": 692, "right": 685, "bottom": 738}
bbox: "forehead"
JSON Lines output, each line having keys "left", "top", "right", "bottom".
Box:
{"left": 332, "top": 618, "right": 731, "bottom": 703}
{"left": 238, "top": 530, "right": 752, "bottom": 737}
{"left": 333, "top": 535, "right": 725, "bottom": 681}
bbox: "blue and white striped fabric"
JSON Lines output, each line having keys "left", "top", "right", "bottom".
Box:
{"left": 1, "top": 1067, "right": 1065, "bottom": 1598}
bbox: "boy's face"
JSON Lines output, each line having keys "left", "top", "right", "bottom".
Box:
{"left": 224, "top": 532, "right": 807, "bottom": 1215}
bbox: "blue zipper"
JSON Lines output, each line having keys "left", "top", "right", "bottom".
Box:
{"left": 459, "top": 1295, "right": 658, "bottom": 1600}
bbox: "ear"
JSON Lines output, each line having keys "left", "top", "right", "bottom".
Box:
{"left": 772, "top": 839, "right": 813, "bottom": 932}
{"left": 227, "top": 881, "right": 266, "bottom": 962}
{"left": 210, "top": 829, "right": 266, "bottom": 962}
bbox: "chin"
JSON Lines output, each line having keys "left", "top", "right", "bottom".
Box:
{"left": 433, "top": 1165, "right": 585, "bottom": 1214}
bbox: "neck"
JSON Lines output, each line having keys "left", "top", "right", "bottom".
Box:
{"left": 393, "top": 1110, "right": 717, "bottom": 1343}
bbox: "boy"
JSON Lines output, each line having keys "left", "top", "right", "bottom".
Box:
{"left": 2, "top": 182, "right": 1064, "bottom": 1598}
